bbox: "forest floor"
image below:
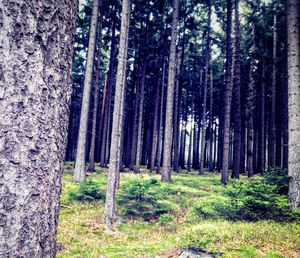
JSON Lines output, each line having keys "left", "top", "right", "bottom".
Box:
{"left": 57, "top": 163, "right": 300, "bottom": 258}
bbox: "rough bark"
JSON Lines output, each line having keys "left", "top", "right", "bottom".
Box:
{"left": 0, "top": 1, "right": 77, "bottom": 256}
{"left": 74, "top": 0, "right": 99, "bottom": 181}
{"left": 221, "top": 0, "right": 233, "bottom": 184}
{"left": 161, "top": 0, "right": 179, "bottom": 182}
{"left": 287, "top": 0, "right": 300, "bottom": 209}
{"left": 259, "top": 59, "right": 266, "bottom": 175}
{"left": 104, "top": 0, "right": 131, "bottom": 229}
{"left": 232, "top": 0, "right": 241, "bottom": 179}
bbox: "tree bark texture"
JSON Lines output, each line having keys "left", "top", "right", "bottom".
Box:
{"left": 162, "top": 0, "right": 179, "bottom": 182}
{"left": 104, "top": 0, "right": 131, "bottom": 229}
{"left": 287, "top": 0, "right": 300, "bottom": 209}
{"left": 0, "top": 1, "right": 77, "bottom": 256}
{"left": 74, "top": 0, "right": 99, "bottom": 181}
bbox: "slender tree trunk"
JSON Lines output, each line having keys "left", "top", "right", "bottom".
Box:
{"left": 269, "top": 14, "right": 277, "bottom": 167}
{"left": 287, "top": 0, "right": 300, "bottom": 209}
{"left": 74, "top": 0, "right": 100, "bottom": 181}
{"left": 156, "top": 59, "right": 166, "bottom": 174}
{"left": 247, "top": 23, "right": 256, "bottom": 178}
{"left": 104, "top": 0, "right": 131, "bottom": 229}
{"left": 0, "top": 1, "right": 77, "bottom": 255}
{"left": 232, "top": 0, "right": 241, "bottom": 179}
{"left": 88, "top": 13, "right": 103, "bottom": 172}
{"left": 162, "top": 0, "right": 179, "bottom": 182}
{"left": 221, "top": 0, "right": 233, "bottom": 184}
{"left": 134, "top": 61, "right": 147, "bottom": 173}
{"left": 259, "top": 59, "right": 266, "bottom": 175}
{"left": 187, "top": 104, "right": 194, "bottom": 172}
{"left": 208, "top": 68, "right": 214, "bottom": 172}
{"left": 173, "top": 51, "right": 182, "bottom": 172}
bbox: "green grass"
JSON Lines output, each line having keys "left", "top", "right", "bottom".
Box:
{"left": 57, "top": 165, "right": 300, "bottom": 258}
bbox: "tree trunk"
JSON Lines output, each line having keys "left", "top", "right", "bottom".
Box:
{"left": 287, "top": 0, "right": 300, "bottom": 209}
{"left": 0, "top": 1, "right": 77, "bottom": 256}
{"left": 134, "top": 61, "right": 147, "bottom": 173}
{"left": 232, "top": 0, "right": 241, "bottom": 179}
{"left": 269, "top": 14, "right": 277, "bottom": 167}
{"left": 74, "top": 0, "right": 100, "bottom": 181}
{"left": 156, "top": 59, "right": 166, "bottom": 174}
{"left": 208, "top": 68, "right": 214, "bottom": 172}
{"left": 104, "top": 0, "right": 131, "bottom": 229}
{"left": 247, "top": 23, "right": 256, "bottom": 178}
{"left": 221, "top": 0, "right": 233, "bottom": 184}
{"left": 161, "top": 0, "right": 179, "bottom": 182}
{"left": 88, "top": 13, "right": 103, "bottom": 172}
{"left": 259, "top": 59, "right": 266, "bottom": 175}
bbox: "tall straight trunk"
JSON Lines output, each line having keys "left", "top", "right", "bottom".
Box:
{"left": 134, "top": 61, "right": 147, "bottom": 173}
{"left": 173, "top": 51, "right": 183, "bottom": 172}
{"left": 232, "top": 0, "right": 241, "bottom": 179}
{"left": 104, "top": 0, "right": 131, "bottom": 229}
{"left": 150, "top": 65, "right": 162, "bottom": 172}
{"left": 187, "top": 105, "right": 194, "bottom": 172}
{"left": 269, "top": 14, "right": 277, "bottom": 167}
{"left": 130, "top": 72, "right": 140, "bottom": 169}
{"left": 156, "top": 59, "right": 166, "bottom": 174}
{"left": 208, "top": 68, "right": 214, "bottom": 172}
{"left": 0, "top": 1, "right": 77, "bottom": 255}
{"left": 200, "top": 2, "right": 211, "bottom": 175}
{"left": 162, "top": 0, "right": 179, "bottom": 182}
{"left": 221, "top": 0, "right": 233, "bottom": 184}
{"left": 259, "top": 59, "right": 266, "bottom": 175}
{"left": 74, "top": 0, "right": 100, "bottom": 181}
{"left": 100, "top": 23, "right": 116, "bottom": 167}
{"left": 247, "top": 23, "right": 256, "bottom": 178}
{"left": 88, "top": 13, "right": 103, "bottom": 172}
{"left": 287, "top": 0, "right": 300, "bottom": 209}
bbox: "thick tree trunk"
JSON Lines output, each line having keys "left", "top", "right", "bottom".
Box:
{"left": 287, "top": 0, "right": 300, "bottom": 209}
{"left": 104, "top": 0, "right": 131, "bottom": 229}
{"left": 221, "top": 0, "right": 233, "bottom": 184}
{"left": 0, "top": 1, "right": 77, "bottom": 256}
{"left": 232, "top": 0, "right": 241, "bottom": 179}
{"left": 161, "top": 0, "right": 179, "bottom": 182}
{"left": 74, "top": 0, "right": 100, "bottom": 181}
{"left": 88, "top": 13, "right": 103, "bottom": 172}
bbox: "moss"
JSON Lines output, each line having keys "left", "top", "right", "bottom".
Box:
{"left": 58, "top": 165, "right": 300, "bottom": 258}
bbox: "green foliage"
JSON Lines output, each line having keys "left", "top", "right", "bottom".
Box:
{"left": 264, "top": 167, "right": 290, "bottom": 195}
{"left": 158, "top": 214, "right": 175, "bottom": 226}
{"left": 68, "top": 178, "right": 105, "bottom": 202}
{"left": 118, "top": 178, "right": 172, "bottom": 220}
{"left": 191, "top": 178, "right": 293, "bottom": 221}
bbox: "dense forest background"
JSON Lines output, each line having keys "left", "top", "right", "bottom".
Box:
{"left": 67, "top": 0, "right": 288, "bottom": 180}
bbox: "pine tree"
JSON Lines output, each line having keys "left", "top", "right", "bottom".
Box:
{"left": 0, "top": 1, "right": 77, "bottom": 255}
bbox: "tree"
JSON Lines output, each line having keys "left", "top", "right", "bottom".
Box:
{"left": 0, "top": 1, "right": 77, "bottom": 256}
{"left": 200, "top": 0, "right": 212, "bottom": 175}
{"left": 287, "top": 0, "right": 300, "bottom": 209}
{"left": 221, "top": 0, "right": 233, "bottom": 184}
{"left": 74, "top": 0, "right": 100, "bottom": 181}
{"left": 232, "top": 0, "right": 241, "bottom": 179}
{"left": 104, "top": 0, "right": 131, "bottom": 229}
{"left": 88, "top": 12, "right": 103, "bottom": 172}
{"left": 161, "top": 0, "right": 180, "bottom": 182}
